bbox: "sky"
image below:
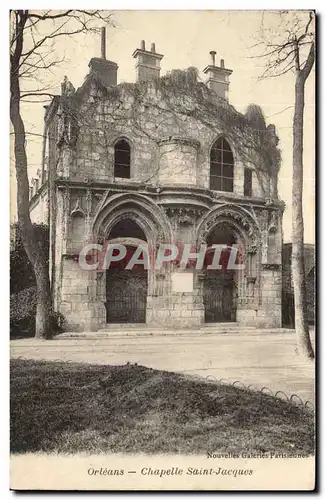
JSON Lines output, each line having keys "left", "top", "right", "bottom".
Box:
{"left": 11, "top": 10, "right": 315, "bottom": 243}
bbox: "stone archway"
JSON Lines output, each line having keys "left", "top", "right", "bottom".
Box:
{"left": 105, "top": 219, "right": 148, "bottom": 323}
{"left": 91, "top": 193, "right": 174, "bottom": 326}
{"left": 196, "top": 204, "right": 261, "bottom": 326}
{"left": 203, "top": 222, "right": 241, "bottom": 323}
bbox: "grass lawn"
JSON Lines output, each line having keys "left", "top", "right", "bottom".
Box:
{"left": 10, "top": 359, "right": 314, "bottom": 455}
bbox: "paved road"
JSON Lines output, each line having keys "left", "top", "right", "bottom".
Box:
{"left": 10, "top": 330, "right": 315, "bottom": 404}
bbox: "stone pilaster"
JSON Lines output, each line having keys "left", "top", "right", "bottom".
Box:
{"left": 59, "top": 257, "right": 106, "bottom": 331}
{"left": 256, "top": 263, "right": 282, "bottom": 328}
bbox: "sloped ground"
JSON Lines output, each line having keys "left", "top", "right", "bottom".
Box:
{"left": 11, "top": 359, "right": 314, "bottom": 456}
{"left": 10, "top": 329, "right": 315, "bottom": 404}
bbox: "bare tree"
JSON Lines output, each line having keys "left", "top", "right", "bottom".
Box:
{"left": 10, "top": 10, "right": 114, "bottom": 338}
{"left": 254, "top": 11, "right": 315, "bottom": 360}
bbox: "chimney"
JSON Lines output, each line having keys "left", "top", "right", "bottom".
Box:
{"left": 203, "top": 51, "right": 232, "bottom": 101}
{"left": 88, "top": 27, "right": 118, "bottom": 86}
{"left": 132, "top": 40, "right": 163, "bottom": 82}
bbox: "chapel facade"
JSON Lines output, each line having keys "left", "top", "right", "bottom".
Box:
{"left": 30, "top": 33, "right": 285, "bottom": 331}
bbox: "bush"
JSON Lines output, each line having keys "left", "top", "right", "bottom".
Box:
{"left": 10, "top": 287, "right": 36, "bottom": 337}
{"left": 10, "top": 223, "right": 49, "bottom": 294}
{"left": 10, "top": 223, "right": 63, "bottom": 338}
{"left": 10, "top": 286, "right": 65, "bottom": 338}
{"left": 50, "top": 311, "right": 66, "bottom": 334}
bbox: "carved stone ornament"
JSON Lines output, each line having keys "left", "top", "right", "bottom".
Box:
{"left": 70, "top": 198, "right": 84, "bottom": 217}
{"left": 165, "top": 207, "right": 204, "bottom": 226}
{"left": 85, "top": 189, "right": 92, "bottom": 218}
{"left": 97, "top": 228, "right": 105, "bottom": 245}
{"left": 156, "top": 226, "right": 165, "bottom": 244}
{"left": 60, "top": 187, "right": 71, "bottom": 248}
{"left": 268, "top": 211, "right": 279, "bottom": 233}
{"left": 157, "top": 136, "right": 200, "bottom": 150}
{"left": 246, "top": 242, "right": 258, "bottom": 254}
{"left": 61, "top": 76, "right": 75, "bottom": 96}
{"left": 62, "top": 187, "right": 71, "bottom": 213}
{"left": 199, "top": 207, "right": 256, "bottom": 244}
{"left": 261, "top": 263, "right": 281, "bottom": 271}
{"left": 92, "top": 191, "right": 108, "bottom": 220}
{"left": 57, "top": 97, "right": 78, "bottom": 148}
{"left": 224, "top": 209, "right": 254, "bottom": 236}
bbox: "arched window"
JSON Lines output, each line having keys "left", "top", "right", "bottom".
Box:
{"left": 114, "top": 139, "right": 131, "bottom": 179}
{"left": 210, "top": 137, "right": 234, "bottom": 192}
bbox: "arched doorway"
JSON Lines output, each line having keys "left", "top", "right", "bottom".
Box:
{"left": 105, "top": 219, "right": 148, "bottom": 323}
{"left": 203, "top": 223, "right": 243, "bottom": 323}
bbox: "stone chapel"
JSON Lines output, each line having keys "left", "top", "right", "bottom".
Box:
{"left": 29, "top": 30, "right": 285, "bottom": 331}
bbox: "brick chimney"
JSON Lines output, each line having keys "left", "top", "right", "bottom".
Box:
{"left": 88, "top": 27, "right": 118, "bottom": 87}
{"left": 132, "top": 40, "right": 163, "bottom": 82}
{"left": 203, "top": 51, "right": 232, "bottom": 101}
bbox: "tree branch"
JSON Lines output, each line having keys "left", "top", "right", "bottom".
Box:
{"left": 20, "top": 92, "right": 56, "bottom": 99}
{"left": 301, "top": 42, "right": 315, "bottom": 80}
{"left": 252, "top": 11, "right": 314, "bottom": 81}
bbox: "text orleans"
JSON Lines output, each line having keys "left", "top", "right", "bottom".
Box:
{"left": 87, "top": 466, "right": 253, "bottom": 477}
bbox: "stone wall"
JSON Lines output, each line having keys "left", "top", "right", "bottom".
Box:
{"left": 29, "top": 190, "right": 48, "bottom": 224}
{"left": 56, "top": 79, "right": 272, "bottom": 200}
{"left": 43, "top": 73, "right": 284, "bottom": 331}
{"left": 51, "top": 182, "right": 284, "bottom": 330}
{"left": 157, "top": 138, "right": 200, "bottom": 186}
{"left": 147, "top": 269, "right": 204, "bottom": 327}
{"left": 256, "top": 265, "right": 282, "bottom": 328}
{"left": 59, "top": 257, "right": 106, "bottom": 331}
{"left": 147, "top": 292, "right": 204, "bottom": 328}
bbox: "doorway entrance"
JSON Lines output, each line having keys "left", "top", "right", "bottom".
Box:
{"left": 106, "top": 268, "right": 147, "bottom": 323}
{"left": 203, "top": 223, "right": 240, "bottom": 323}
{"left": 105, "top": 219, "right": 148, "bottom": 324}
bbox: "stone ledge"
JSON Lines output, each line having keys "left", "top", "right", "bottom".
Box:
{"left": 157, "top": 136, "right": 201, "bottom": 149}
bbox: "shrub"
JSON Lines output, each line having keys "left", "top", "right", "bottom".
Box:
{"left": 10, "top": 223, "right": 49, "bottom": 294}
{"left": 10, "top": 286, "right": 65, "bottom": 338}
{"left": 10, "top": 223, "right": 61, "bottom": 337}
{"left": 50, "top": 311, "right": 66, "bottom": 334}
{"left": 10, "top": 287, "right": 37, "bottom": 337}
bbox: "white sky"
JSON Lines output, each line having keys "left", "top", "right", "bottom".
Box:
{"left": 12, "top": 10, "right": 315, "bottom": 243}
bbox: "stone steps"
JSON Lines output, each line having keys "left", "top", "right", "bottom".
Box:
{"left": 58, "top": 323, "right": 295, "bottom": 339}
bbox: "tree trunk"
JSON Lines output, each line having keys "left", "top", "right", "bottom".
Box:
{"left": 292, "top": 74, "right": 314, "bottom": 360}
{"left": 10, "top": 45, "right": 52, "bottom": 339}
{"left": 34, "top": 258, "right": 52, "bottom": 339}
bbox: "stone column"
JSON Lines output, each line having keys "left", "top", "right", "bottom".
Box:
{"left": 255, "top": 208, "right": 282, "bottom": 328}
{"left": 256, "top": 263, "right": 282, "bottom": 328}
{"left": 157, "top": 137, "right": 200, "bottom": 186}
{"left": 235, "top": 244, "right": 259, "bottom": 326}
{"left": 57, "top": 188, "right": 106, "bottom": 331}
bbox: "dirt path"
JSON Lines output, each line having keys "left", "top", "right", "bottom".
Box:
{"left": 10, "top": 330, "right": 315, "bottom": 404}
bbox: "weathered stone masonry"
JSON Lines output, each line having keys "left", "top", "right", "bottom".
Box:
{"left": 29, "top": 37, "right": 285, "bottom": 331}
